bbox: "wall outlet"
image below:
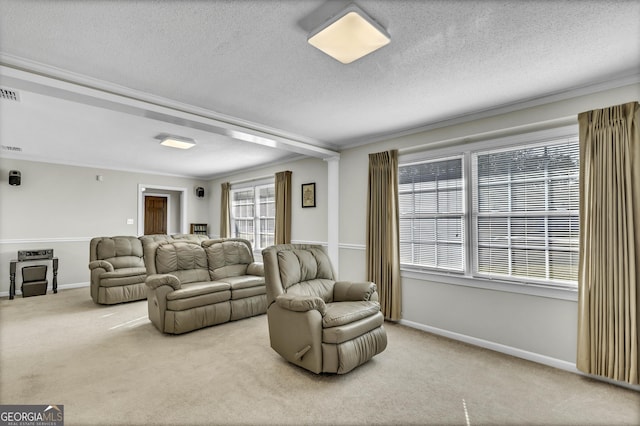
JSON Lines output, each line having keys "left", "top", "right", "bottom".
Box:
{"left": 126, "top": 218, "right": 134, "bottom": 225}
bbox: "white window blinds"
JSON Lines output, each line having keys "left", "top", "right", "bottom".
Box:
{"left": 472, "top": 138, "right": 580, "bottom": 285}
{"left": 399, "top": 157, "right": 465, "bottom": 271}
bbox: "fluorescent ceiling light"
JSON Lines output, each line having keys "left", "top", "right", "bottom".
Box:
{"left": 307, "top": 4, "right": 390, "bottom": 64}
{"left": 227, "top": 130, "right": 278, "bottom": 148}
{"left": 159, "top": 135, "right": 196, "bottom": 150}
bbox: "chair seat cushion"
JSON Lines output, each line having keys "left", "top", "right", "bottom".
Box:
{"left": 167, "top": 281, "right": 230, "bottom": 301}
{"left": 101, "top": 267, "right": 146, "bottom": 279}
{"left": 322, "top": 301, "right": 381, "bottom": 328}
{"left": 323, "top": 311, "right": 384, "bottom": 344}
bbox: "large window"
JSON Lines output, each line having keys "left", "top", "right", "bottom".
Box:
{"left": 230, "top": 181, "right": 275, "bottom": 251}
{"left": 399, "top": 157, "right": 465, "bottom": 271}
{"left": 399, "top": 130, "right": 580, "bottom": 288}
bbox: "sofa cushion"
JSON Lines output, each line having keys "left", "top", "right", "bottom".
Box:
{"left": 231, "top": 285, "right": 266, "bottom": 300}
{"left": 155, "top": 242, "right": 209, "bottom": 283}
{"left": 205, "top": 240, "right": 253, "bottom": 280}
{"left": 222, "top": 275, "right": 265, "bottom": 290}
{"left": 167, "top": 291, "right": 231, "bottom": 311}
{"left": 166, "top": 281, "right": 230, "bottom": 301}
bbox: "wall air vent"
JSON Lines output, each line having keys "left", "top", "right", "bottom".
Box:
{"left": 0, "top": 88, "right": 20, "bottom": 101}
{"left": 1, "top": 145, "right": 22, "bottom": 152}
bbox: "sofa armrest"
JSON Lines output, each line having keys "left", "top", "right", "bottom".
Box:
{"left": 333, "top": 281, "right": 377, "bottom": 302}
{"left": 145, "top": 274, "right": 181, "bottom": 290}
{"left": 247, "top": 262, "right": 264, "bottom": 277}
{"left": 275, "top": 294, "right": 326, "bottom": 315}
{"left": 88, "top": 260, "right": 114, "bottom": 273}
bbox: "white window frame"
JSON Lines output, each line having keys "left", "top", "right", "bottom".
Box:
{"left": 399, "top": 155, "right": 466, "bottom": 272}
{"left": 399, "top": 125, "right": 580, "bottom": 301}
{"left": 230, "top": 178, "right": 275, "bottom": 252}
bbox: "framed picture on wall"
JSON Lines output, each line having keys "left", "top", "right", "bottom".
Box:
{"left": 302, "top": 183, "right": 316, "bottom": 208}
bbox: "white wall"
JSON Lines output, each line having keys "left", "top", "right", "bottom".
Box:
{"left": 337, "top": 83, "right": 640, "bottom": 366}
{"left": 0, "top": 158, "right": 209, "bottom": 295}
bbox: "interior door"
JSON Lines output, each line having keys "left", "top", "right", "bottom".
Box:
{"left": 144, "top": 196, "right": 167, "bottom": 235}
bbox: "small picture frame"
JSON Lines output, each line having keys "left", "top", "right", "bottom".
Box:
{"left": 301, "top": 183, "right": 316, "bottom": 208}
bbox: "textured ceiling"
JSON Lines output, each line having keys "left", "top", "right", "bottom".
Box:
{"left": 0, "top": 0, "right": 639, "bottom": 178}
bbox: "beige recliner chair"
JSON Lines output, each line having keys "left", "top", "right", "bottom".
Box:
{"left": 262, "top": 244, "right": 387, "bottom": 374}
{"left": 89, "top": 236, "right": 147, "bottom": 304}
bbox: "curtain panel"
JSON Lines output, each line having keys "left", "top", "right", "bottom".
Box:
{"left": 366, "top": 150, "right": 401, "bottom": 321}
{"left": 220, "top": 182, "right": 231, "bottom": 238}
{"left": 577, "top": 101, "right": 640, "bottom": 385}
{"left": 275, "top": 171, "right": 292, "bottom": 245}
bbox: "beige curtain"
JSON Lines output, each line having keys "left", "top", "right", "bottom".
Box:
{"left": 220, "top": 182, "right": 231, "bottom": 238}
{"left": 367, "top": 150, "right": 401, "bottom": 321}
{"left": 577, "top": 101, "right": 640, "bottom": 385}
{"left": 275, "top": 171, "right": 292, "bottom": 245}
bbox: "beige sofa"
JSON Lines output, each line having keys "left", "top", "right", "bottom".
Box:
{"left": 262, "top": 244, "right": 387, "bottom": 374}
{"left": 143, "top": 238, "right": 267, "bottom": 334}
{"left": 89, "top": 236, "right": 147, "bottom": 304}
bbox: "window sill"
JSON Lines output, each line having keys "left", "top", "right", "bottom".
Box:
{"left": 400, "top": 267, "right": 578, "bottom": 302}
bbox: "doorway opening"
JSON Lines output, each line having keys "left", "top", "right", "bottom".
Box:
{"left": 137, "top": 184, "right": 187, "bottom": 236}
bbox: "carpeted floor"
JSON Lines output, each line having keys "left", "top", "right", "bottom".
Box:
{"left": 1, "top": 288, "right": 638, "bottom": 425}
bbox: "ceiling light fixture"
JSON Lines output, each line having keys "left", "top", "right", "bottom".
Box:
{"left": 307, "top": 3, "right": 390, "bottom": 64}
{"left": 159, "top": 135, "right": 196, "bottom": 150}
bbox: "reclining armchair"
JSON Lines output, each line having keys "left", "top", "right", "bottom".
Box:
{"left": 89, "top": 236, "right": 147, "bottom": 304}
{"left": 263, "top": 244, "right": 387, "bottom": 374}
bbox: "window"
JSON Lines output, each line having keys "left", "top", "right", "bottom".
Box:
{"left": 399, "top": 157, "right": 465, "bottom": 271}
{"left": 399, "top": 128, "right": 580, "bottom": 289}
{"left": 230, "top": 181, "right": 275, "bottom": 251}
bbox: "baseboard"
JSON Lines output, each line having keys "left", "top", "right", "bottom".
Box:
{"left": 0, "top": 281, "right": 89, "bottom": 298}
{"left": 399, "top": 319, "right": 640, "bottom": 392}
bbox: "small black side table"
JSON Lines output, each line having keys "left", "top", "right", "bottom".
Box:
{"left": 9, "top": 257, "right": 58, "bottom": 300}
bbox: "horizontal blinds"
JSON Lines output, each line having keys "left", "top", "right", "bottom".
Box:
{"left": 473, "top": 138, "right": 579, "bottom": 284}
{"left": 399, "top": 157, "right": 464, "bottom": 271}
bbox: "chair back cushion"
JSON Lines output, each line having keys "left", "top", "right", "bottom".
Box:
{"left": 154, "top": 241, "right": 210, "bottom": 284}
{"left": 263, "top": 244, "right": 335, "bottom": 305}
{"left": 203, "top": 239, "right": 254, "bottom": 280}
{"left": 90, "top": 236, "right": 144, "bottom": 269}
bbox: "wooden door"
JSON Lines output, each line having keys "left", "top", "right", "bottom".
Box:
{"left": 144, "top": 196, "right": 167, "bottom": 235}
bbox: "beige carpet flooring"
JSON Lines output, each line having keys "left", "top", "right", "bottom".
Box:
{"left": 1, "top": 288, "right": 638, "bottom": 426}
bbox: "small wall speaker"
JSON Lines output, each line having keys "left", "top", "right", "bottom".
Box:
{"left": 195, "top": 187, "right": 205, "bottom": 198}
{"left": 9, "top": 170, "right": 21, "bottom": 186}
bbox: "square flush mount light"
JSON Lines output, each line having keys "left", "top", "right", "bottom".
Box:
{"left": 307, "top": 4, "right": 390, "bottom": 64}
{"left": 159, "top": 135, "right": 196, "bottom": 149}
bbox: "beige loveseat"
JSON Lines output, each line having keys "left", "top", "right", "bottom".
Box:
{"left": 89, "top": 236, "right": 147, "bottom": 304}
{"left": 263, "top": 244, "right": 387, "bottom": 374}
{"left": 143, "top": 238, "right": 267, "bottom": 334}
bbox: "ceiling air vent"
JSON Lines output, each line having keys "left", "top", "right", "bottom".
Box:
{"left": 0, "top": 88, "right": 20, "bottom": 101}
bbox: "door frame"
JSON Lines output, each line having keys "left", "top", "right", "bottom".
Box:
{"left": 137, "top": 184, "right": 188, "bottom": 236}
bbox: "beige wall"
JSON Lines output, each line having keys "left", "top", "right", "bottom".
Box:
{"left": 1, "top": 83, "right": 637, "bottom": 372}
{"left": 337, "top": 83, "right": 640, "bottom": 364}
{"left": 208, "top": 157, "right": 329, "bottom": 246}
{"left": 0, "top": 158, "right": 209, "bottom": 294}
